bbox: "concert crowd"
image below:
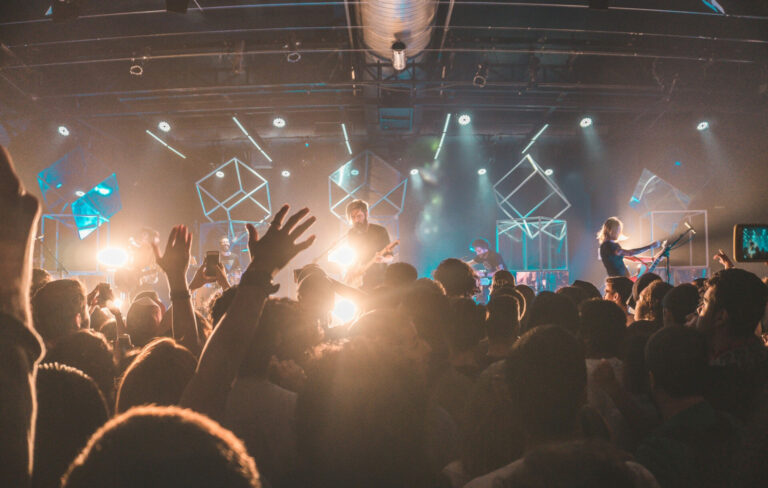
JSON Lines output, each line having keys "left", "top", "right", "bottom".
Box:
{"left": 2, "top": 143, "right": 768, "bottom": 488}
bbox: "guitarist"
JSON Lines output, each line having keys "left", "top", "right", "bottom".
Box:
{"left": 597, "top": 217, "right": 660, "bottom": 278}
{"left": 345, "top": 199, "right": 393, "bottom": 289}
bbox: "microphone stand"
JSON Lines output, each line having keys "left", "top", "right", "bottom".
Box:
{"left": 662, "top": 227, "right": 695, "bottom": 284}
{"left": 36, "top": 236, "right": 70, "bottom": 277}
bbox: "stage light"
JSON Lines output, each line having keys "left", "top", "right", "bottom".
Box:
{"left": 94, "top": 185, "right": 112, "bottom": 196}
{"left": 341, "top": 123, "right": 353, "bottom": 155}
{"left": 58, "top": 126, "right": 70, "bottom": 136}
{"left": 478, "top": 168, "right": 487, "bottom": 175}
{"left": 328, "top": 244, "right": 357, "bottom": 268}
{"left": 281, "top": 170, "right": 291, "bottom": 177}
{"left": 215, "top": 170, "right": 225, "bottom": 178}
{"left": 458, "top": 114, "right": 471, "bottom": 126}
{"left": 580, "top": 117, "right": 593, "bottom": 128}
{"left": 97, "top": 247, "right": 129, "bottom": 269}
{"left": 434, "top": 113, "right": 452, "bottom": 160}
{"left": 697, "top": 121, "right": 709, "bottom": 131}
{"left": 410, "top": 168, "right": 419, "bottom": 175}
{"left": 146, "top": 130, "right": 187, "bottom": 159}
{"left": 109, "top": 298, "right": 123, "bottom": 310}
{"left": 273, "top": 117, "right": 286, "bottom": 128}
{"left": 158, "top": 121, "right": 171, "bottom": 132}
{"left": 74, "top": 190, "right": 85, "bottom": 197}
{"left": 675, "top": 161, "right": 682, "bottom": 167}
{"left": 350, "top": 169, "right": 360, "bottom": 176}
{"left": 544, "top": 168, "right": 554, "bottom": 176}
{"left": 392, "top": 41, "right": 407, "bottom": 71}
{"left": 473, "top": 63, "right": 488, "bottom": 87}
{"left": 332, "top": 296, "right": 359, "bottom": 324}
{"left": 232, "top": 116, "right": 272, "bottom": 163}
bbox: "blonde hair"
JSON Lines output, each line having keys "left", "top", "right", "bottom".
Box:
{"left": 597, "top": 217, "right": 622, "bottom": 244}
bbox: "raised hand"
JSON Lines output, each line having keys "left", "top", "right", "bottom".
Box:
{"left": 713, "top": 249, "right": 734, "bottom": 269}
{"left": 189, "top": 262, "right": 228, "bottom": 290}
{"left": 245, "top": 205, "right": 316, "bottom": 277}
{"left": 153, "top": 225, "right": 192, "bottom": 290}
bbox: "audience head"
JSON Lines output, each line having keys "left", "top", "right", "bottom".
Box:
{"left": 662, "top": 283, "right": 700, "bottom": 327}
{"left": 572, "top": 280, "right": 602, "bottom": 300}
{"left": 630, "top": 272, "right": 661, "bottom": 309}
{"left": 486, "top": 294, "right": 520, "bottom": 343}
{"left": 31, "top": 268, "right": 52, "bottom": 297}
{"left": 43, "top": 329, "right": 116, "bottom": 402}
{"left": 125, "top": 296, "right": 164, "bottom": 348}
{"left": 33, "top": 363, "right": 109, "bottom": 488}
{"left": 115, "top": 338, "right": 196, "bottom": 413}
{"left": 295, "top": 339, "right": 429, "bottom": 488}
{"left": 505, "top": 325, "right": 586, "bottom": 442}
{"left": 400, "top": 278, "right": 449, "bottom": 350}
{"left": 433, "top": 258, "right": 478, "bottom": 298}
{"left": 445, "top": 297, "right": 486, "bottom": 355}
{"left": 133, "top": 290, "right": 166, "bottom": 315}
{"left": 696, "top": 268, "right": 768, "bottom": 339}
{"left": 348, "top": 309, "right": 430, "bottom": 367}
{"left": 491, "top": 270, "right": 516, "bottom": 292}
{"left": 524, "top": 291, "right": 579, "bottom": 335}
{"left": 556, "top": 286, "right": 590, "bottom": 307}
{"left": 297, "top": 273, "right": 335, "bottom": 321}
{"left": 32, "top": 278, "right": 88, "bottom": 345}
{"left": 384, "top": 262, "right": 418, "bottom": 287}
{"left": 579, "top": 299, "right": 627, "bottom": 359}
{"left": 634, "top": 280, "right": 673, "bottom": 323}
{"left": 645, "top": 326, "right": 708, "bottom": 399}
{"left": 62, "top": 405, "right": 260, "bottom": 488}
{"left": 604, "top": 276, "right": 633, "bottom": 309}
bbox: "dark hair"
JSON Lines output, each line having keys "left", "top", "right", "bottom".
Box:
{"left": 116, "top": 338, "right": 197, "bottom": 413}
{"left": 33, "top": 363, "right": 109, "bottom": 488}
{"left": 400, "top": 278, "right": 450, "bottom": 353}
{"left": 62, "top": 405, "right": 260, "bottom": 488}
{"left": 524, "top": 291, "right": 579, "bottom": 335}
{"left": 579, "top": 299, "right": 627, "bottom": 358}
{"left": 471, "top": 238, "right": 490, "bottom": 251}
{"left": 43, "top": 329, "right": 116, "bottom": 403}
{"left": 505, "top": 325, "right": 586, "bottom": 441}
{"left": 486, "top": 294, "right": 520, "bottom": 341}
{"left": 345, "top": 199, "right": 368, "bottom": 219}
{"left": 645, "top": 326, "right": 708, "bottom": 397}
{"left": 619, "top": 320, "right": 659, "bottom": 395}
{"left": 125, "top": 297, "right": 163, "bottom": 348}
{"left": 635, "top": 281, "right": 673, "bottom": 323}
{"left": 556, "top": 286, "right": 590, "bottom": 307}
{"left": 492, "top": 269, "right": 516, "bottom": 289}
{"left": 662, "top": 283, "right": 700, "bottom": 326}
{"left": 630, "top": 272, "right": 661, "bottom": 307}
{"left": 605, "top": 276, "right": 634, "bottom": 305}
{"left": 384, "top": 262, "right": 418, "bottom": 287}
{"left": 445, "top": 297, "right": 486, "bottom": 353}
{"left": 572, "top": 280, "right": 601, "bottom": 300}
{"left": 31, "top": 268, "right": 52, "bottom": 297}
{"left": 32, "top": 278, "right": 87, "bottom": 345}
{"left": 707, "top": 268, "right": 768, "bottom": 338}
{"left": 433, "top": 258, "right": 478, "bottom": 297}
{"left": 210, "top": 285, "right": 238, "bottom": 326}
{"left": 295, "top": 339, "right": 429, "bottom": 487}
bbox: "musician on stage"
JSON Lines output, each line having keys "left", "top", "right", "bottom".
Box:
{"left": 597, "top": 217, "right": 660, "bottom": 278}
{"left": 345, "top": 199, "right": 393, "bottom": 289}
{"left": 468, "top": 238, "right": 506, "bottom": 274}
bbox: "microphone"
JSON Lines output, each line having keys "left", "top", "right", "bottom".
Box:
{"left": 684, "top": 221, "right": 696, "bottom": 235}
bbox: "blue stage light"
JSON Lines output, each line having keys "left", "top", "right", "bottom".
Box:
{"left": 477, "top": 168, "right": 487, "bottom": 175}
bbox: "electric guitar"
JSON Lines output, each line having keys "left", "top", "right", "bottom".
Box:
{"left": 634, "top": 240, "right": 670, "bottom": 278}
{"left": 345, "top": 240, "right": 400, "bottom": 287}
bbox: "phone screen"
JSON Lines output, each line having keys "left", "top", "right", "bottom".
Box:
{"left": 204, "top": 251, "right": 220, "bottom": 277}
{"left": 739, "top": 225, "right": 768, "bottom": 262}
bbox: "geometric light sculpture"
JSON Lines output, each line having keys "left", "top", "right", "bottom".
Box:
{"left": 196, "top": 157, "right": 271, "bottom": 226}
{"left": 493, "top": 154, "right": 571, "bottom": 239}
{"left": 629, "top": 168, "right": 691, "bottom": 235}
{"left": 70, "top": 173, "right": 122, "bottom": 239}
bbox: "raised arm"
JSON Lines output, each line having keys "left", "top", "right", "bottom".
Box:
{"left": 616, "top": 241, "right": 660, "bottom": 257}
{"left": 0, "top": 146, "right": 45, "bottom": 487}
{"left": 154, "top": 225, "right": 200, "bottom": 355}
{"left": 181, "top": 205, "right": 315, "bottom": 419}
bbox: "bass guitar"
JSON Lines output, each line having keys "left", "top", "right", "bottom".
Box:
{"left": 345, "top": 240, "right": 400, "bottom": 287}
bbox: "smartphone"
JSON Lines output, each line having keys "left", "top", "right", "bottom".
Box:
{"left": 733, "top": 224, "right": 768, "bottom": 263}
{"left": 204, "top": 251, "right": 220, "bottom": 277}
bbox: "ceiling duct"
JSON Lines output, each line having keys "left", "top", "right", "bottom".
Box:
{"left": 358, "top": 0, "right": 438, "bottom": 65}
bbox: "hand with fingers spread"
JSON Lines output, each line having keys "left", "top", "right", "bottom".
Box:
{"left": 153, "top": 225, "right": 192, "bottom": 291}
{"left": 245, "top": 205, "right": 316, "bottom": 277}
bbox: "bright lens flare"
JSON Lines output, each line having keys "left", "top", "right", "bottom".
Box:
{"left": 97, "top": 247, "right": 129, "bottom": 269}
{"left": 328, "top": 244, "right": 357, "bottom": 269}
{"left": 332, "top": 296, "right": 358, "bottom": 324}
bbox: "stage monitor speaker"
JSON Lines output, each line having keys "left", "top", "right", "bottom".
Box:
{"left": 166, "top": 0, "right": 190, "bottom": 13}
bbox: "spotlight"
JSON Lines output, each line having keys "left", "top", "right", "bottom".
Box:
{"left": 75, "top": 190, "right": 85, "bottom": 197}
{"left": 350, "top": 169, "right": 360, "bottom": 176}
{"left": 332, "top": 296, "right": 359, "bottom": 324}
{"left": 215, "top": 171, "right": 225, "bottom": 178}
{"left": 477, "top": 168, "right": 487, "bottom": 175}
{"left": 697, "top": 121, "right": 709, "bottom": 131}
{"left": 281, "top": 170, "right": 291, "bottom": 177}
{"left": 272, "top": 117, "right": 286, "bottom": 128}
{"left": 410, "top": 168, "right": 419, "bottom": 175}
{"left": 58, "top": 125, "right": 70, "bottom": 136}
{"left": 457, "top": 114, "right": 471, "bottom": 126}
{"left": 544, "top": 169, "right": 554, "bottom": 176}
{"left": 328, "top": 244, "right": 357, "bottom": 268}
{"left": 580, "top": 117, "right": 593, "bottom": 128}
{"left": 129, "top": 63, "right": 143, "bottom": 76}
{"left": 97, "top": 247, "right": 130, "bottom": 269}
{"left": 392, "top": 41, "right": 407, "bottom": 71}
{"left": 158, "top": 121, "right": 171, "bottom": 132}
{"left": 473, "top": 64, "right": 488, "bottom": 88}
